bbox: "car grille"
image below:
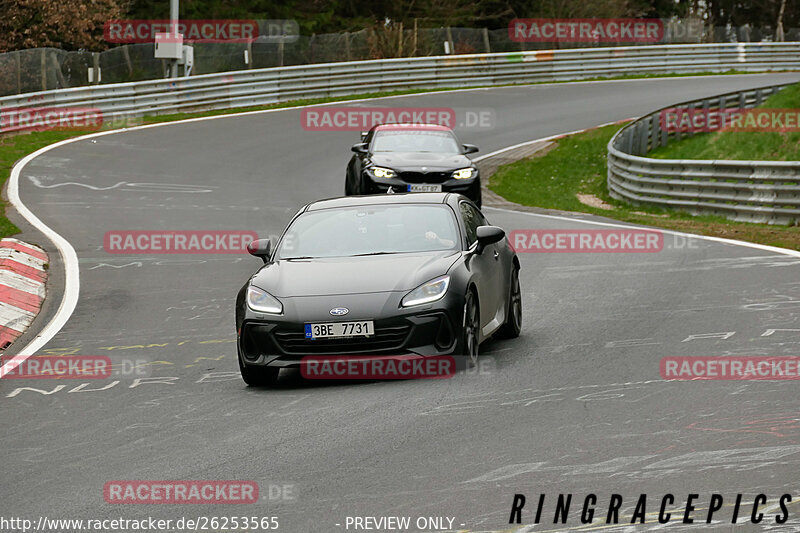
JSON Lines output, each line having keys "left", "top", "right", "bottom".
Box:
{"left": 398, "top": 171, "right": 451, "bottom": 184}
{"left": 273, "top": 324, "right": 411, "bottom": 354}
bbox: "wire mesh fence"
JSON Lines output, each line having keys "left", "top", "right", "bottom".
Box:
{"left": 1, "top": 23, "right": 798, "bottom": 97}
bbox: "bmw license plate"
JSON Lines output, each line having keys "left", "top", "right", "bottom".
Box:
{"left": 407, "top": 184, "right": 442, "bottom": 193}
{"left": 305, "top": 321, "right": 374, "bottom": 339}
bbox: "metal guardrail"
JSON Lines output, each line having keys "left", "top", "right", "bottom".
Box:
{"left": 607, "top": 82, "right": 800, "bottom": 224}
{"left": 1, "top": 42, "right": 800, "bottom": 134}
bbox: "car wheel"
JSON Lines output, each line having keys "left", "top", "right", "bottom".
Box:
{"left": 496, "top": 267, "right": 522, "bottom": 339}
{"left": 460, "top": 290, "right": 480, "bottom": 365}
{"left": 238, "top": 351, "right": 279, "bottom": 387}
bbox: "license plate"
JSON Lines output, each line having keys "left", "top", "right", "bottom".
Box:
{"left": 407, "top": 184, "right": 442, "bottom": 193}
{"left": 305, "top": 321, "right": 374, "bottom": 339}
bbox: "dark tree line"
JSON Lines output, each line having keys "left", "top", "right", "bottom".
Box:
{"left": 0, "top": 0, "right": 795, "bottom": 52}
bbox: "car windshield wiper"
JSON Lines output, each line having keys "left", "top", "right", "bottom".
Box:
{"left": 349, "top": 251, "right": 402, "bottom": 257}
{"left": 282, "top": 256, "right": 316, "bottom": 260}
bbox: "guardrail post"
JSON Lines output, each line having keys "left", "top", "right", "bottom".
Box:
{"left": 40, "top": 49, "right": 47, "bottom": 91}
{"left": 638, "top": 119, "right": 650, "bottom": 155}
{"left": 649, "top": 114, "right": 660, "bottom": 154}
{"left": 92, "top": 52, "right": 100, "bottom": 85}
{"left": 445, "top": 27, "right": 455, "bottom": 55}
{"left": 15, "top": 52, "right": 21, "bottom": 94}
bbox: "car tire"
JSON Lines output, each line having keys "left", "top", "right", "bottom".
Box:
{"left": 345, "top": 175, "right": 352, "bottom": 195}
{"left": 238, "top": 351, "right": 279, "bottom": 387}
{"left": 496, "top": 267, "right": 522, "bottom": 339}
{"left": 459, "top": 289, "right": 480, "bottom": 365}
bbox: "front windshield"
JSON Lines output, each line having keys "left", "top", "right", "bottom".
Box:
{"left": 371, "top": 130, "right": 461, "bottom": 153}
{"left": 276, "top": 204, "right": 460, "bottom": 259}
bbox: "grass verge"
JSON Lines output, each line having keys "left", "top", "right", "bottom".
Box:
{"left": 649, "top": 82, "right": 800, "bottom": 160}
{"left": 488, "top": 123, "right": 800, "bottom": 251}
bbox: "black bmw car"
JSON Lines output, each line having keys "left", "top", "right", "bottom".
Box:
{"left": 345, "top": 124, "right": 482, "bottom": 207}
{"left": 235, "top": 193, "right": 521, "bottom": 386}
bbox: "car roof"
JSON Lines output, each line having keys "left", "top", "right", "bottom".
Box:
{"left": 371, "top": 123, "right": 453, "bottom": 133}
{"left": 305, "top": 193, "right": 457, "bottom": 211}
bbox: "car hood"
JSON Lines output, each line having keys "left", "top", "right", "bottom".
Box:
{"left": 369, "top": 152, "right": 473, "bottom": 171}
{"left": 251, "top": 251, "right": 461, "bottom": 297}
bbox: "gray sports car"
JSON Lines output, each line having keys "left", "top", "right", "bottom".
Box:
{"left": 235, "top": 192, "right": 521, "bottom": 386}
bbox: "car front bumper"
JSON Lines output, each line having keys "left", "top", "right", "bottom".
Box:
{"left": 236, "top": 288, "right": 466, "bottom": 369}
{"left": 363, "top": 172, "right": 480, "bottom": 201}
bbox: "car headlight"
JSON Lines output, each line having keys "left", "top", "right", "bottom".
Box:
{"left": 247, "top": 286, "right": 283, "bottom": 314}
{"left": 401, "top": 275, "right": 450, "bottom": 307}
{"left": 369, "top": 166, "right": 397, "bottom": 179}
{"left": 451, "top": 168, "right": 476, "bottom": 180}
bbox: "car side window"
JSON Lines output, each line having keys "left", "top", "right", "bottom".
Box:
{"left": 459, "top": 202, "right": 481, "bottom": 246}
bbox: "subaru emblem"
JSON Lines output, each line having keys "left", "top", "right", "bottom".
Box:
{"left": 330, "top": 307, "right": 349, "bottom": 316}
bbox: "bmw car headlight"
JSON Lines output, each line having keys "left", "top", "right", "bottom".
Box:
{"left": 369, "top": 166, "right": 397, "bottom": 179}
{"left": 247, "top": 286, "right": 283, "bottom": 314}
{"left": 401, "top": 275, "right": 450, "bottom": 307}
{"left": 451, "top": 168, "right": 476, "bottom": 179}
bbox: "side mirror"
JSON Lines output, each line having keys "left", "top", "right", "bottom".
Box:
{"left": 474, "top": 225, "right": 505, "bottom": 254}
{"left": 247, "top": 238, "right": 272, "bottom": 263}
{"left": 351, "top": 143, "right": 368, "bottom": 154}
{"left": 463, "top": 144, "right": 479, "bottom": 155}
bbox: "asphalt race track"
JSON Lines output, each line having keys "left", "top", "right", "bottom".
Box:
{"left": 3, "top": 73, "right": 800, "bottom": 532}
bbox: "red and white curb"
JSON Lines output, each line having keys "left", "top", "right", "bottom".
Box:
{"left": 0, "top": 238, "right": 47, "bottom": 350}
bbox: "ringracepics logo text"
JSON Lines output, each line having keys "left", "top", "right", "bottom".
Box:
{"left": 508, "top": 493, "right": 792, "bottom": 525}
{"left": 104, "top": 231, "right": 257, "bottom": 254}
